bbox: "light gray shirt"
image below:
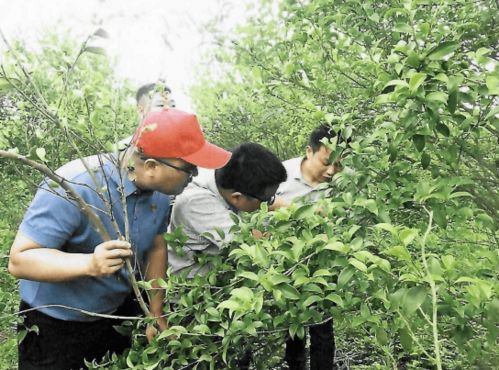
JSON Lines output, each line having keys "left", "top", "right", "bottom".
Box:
{"left": 168, "top": 168, "right": 239, "bottom": 277}
{"left": 276, "top": 156, "right": 325, "bottom": 202}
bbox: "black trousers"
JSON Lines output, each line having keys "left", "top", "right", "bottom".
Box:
{"left": 284, "top": 320, "right": 335, "bottom": 370}
{"left": 18, "top": 296, "right": 142, "bottom": 370}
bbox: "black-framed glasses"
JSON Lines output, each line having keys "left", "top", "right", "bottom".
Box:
{"left": 143, "top": 156, "right": 198, "bottom": 179}
{"left": 245, "top": 192, "right": 276, "bottom": 206}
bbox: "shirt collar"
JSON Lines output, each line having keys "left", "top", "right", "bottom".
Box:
{"left": 192, "top": 168, "right": 239, "bottom": 213}
{"left": 99, "top": 158, "right": 148, "bottom": 198}
{"left": 288, "top": 156, "right": 307, "bottom": 182}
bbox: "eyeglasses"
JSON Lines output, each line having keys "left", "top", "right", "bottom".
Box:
{"left": 244, "top": 192, "right": 276, "bottom": 206}
{"left": 144, "top": 157, "right": 198, "bottom": 179}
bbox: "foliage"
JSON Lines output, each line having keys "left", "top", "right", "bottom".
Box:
{"left": 0, "top": 30, "right": 138, "bottom": 368}
{"left": 177, "top": 0, "right": 499, "bottom": 368}
{"left": 0, "top": 0, "right": 498, "bottom": 369}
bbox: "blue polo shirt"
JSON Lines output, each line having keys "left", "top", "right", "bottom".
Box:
{"left": 19, "top": 154, "right": 170, "bottom": 321}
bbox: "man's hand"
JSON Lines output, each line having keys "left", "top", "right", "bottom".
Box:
{"left": 146, "top": 315, "right": 169, "bottom": 343}
{"left": 269, "top": 196, "right": 291, "bottom": 210}
{"left": 251, "top": 229, "right": 270, "bottom": 240}
{"left": 87, "top": 240, "right": 133, "bottom": 277}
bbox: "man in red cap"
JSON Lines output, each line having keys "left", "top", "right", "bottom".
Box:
{"left": 9, "top": 108, "right": 230, "bottom": 370}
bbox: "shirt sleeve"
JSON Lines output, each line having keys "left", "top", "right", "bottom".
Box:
{"left": 171, "top": 191, "right": 236, "bottom": 249}
{"left": 19, "top": 181, "right": 82, "bottom": 249}
{"left": 154, "top": 194, "right": 171, "bottom": 235}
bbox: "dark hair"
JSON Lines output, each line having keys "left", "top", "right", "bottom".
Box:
{"left": 309, "top": 124, "right": 351, "bottom": 152}
{"left": 215, "top": 143, "right": 287, "bottom": 197}
{"left": 135, "top": 83, "right": 172, "bottom": 103}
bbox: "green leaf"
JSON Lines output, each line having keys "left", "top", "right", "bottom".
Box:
{"left": 435, "top": 123, "right": 450, "bottom": 137}
{"left": 376, "top": 327, "right": 389, "bottom": 346}
{"left": 389, "top": 288, "right": 407, "bottom": 309}
{"left": 84, "top": 46, "right": 106, "bottom": 55}
{"left": 399, "top": 327, "right": 413, "bottom": 351}
{"left": 383, "top": 245, "right": 411, "bottom": 262}
{"left": 448, "top": 90, "right": 458, "bottom": 114}
{"left": 486, "top": 299, "right": 499, "bottom": 323}
{"left": 375, "top": 93, "right": 394, "bottom": 105}
{"left": 254, "top": 244, "right": 270, "bottom": 267}
{"left": 428, "top": 257, "right": 443, "bottom": 277}
{"left": 302, "top": 295, "right": 322, "bottom": 308}
{"left": 277, "top": 283, "right": 301, "bottom": 300}
{"left": 442, "top": 255, "right": 456, "bottom": 270}
{"left": 485, "top": 106, "right": 499, "bottom": 120}
{"left": 0, "top": 77, "right": 15, "bottom": 92}
{"left": 325, "top": 294, "right": 344, "bottom": 308}
{"left": 313, "top": 269, "right": 332, "bottom": 277}
{"left": 36, "top": 148, "right": 47, "bottom": 162}
{"left": 383, "top": 79, "right": 409, "bottom": 90}
{"left": 432, "top": 204, "right": 448, "bottom": 228}
{"left": 388, "top": 143, "right": 398, "bottom": 162}
{"left": 476, "top": 213, "right": 496, "bottom": 230}
{"left": 406, "top": 51, "right": 420, "bottom": 68}
{"left": 427, "top": 41, "right": 459, "bottom": 60}
{"left": 294, "top": 204, "right": 315, "bottom": 220}
{"left": 337, "top": 266, "right": 355, "bottom": 288}
{"left": 375, "top": 223, "right": 398, "bottom": 234}
{"left": 349, "top": 258, "right": 367, "bottom": 273}
{"left": 394, "top": 23, "right": 412, "bottom": 33}
{"left": 486, "top": 75, "right": 499, "bottom": 95}
{"left": 421, "top": 152, "right": 431, "bottom": 169}
{"left": 266, "top": 273, "right": 290, "bottom": 286}
{"left": 193, "top": 324, "right": 211, "bottom": 334}
{"left": 402, "top": 286, "right": 427, "bottom": 315}
{"left": 412, "top": 134, "right": 426, "bottom": 152}
{"left": 231, "top": 287, "right": 254, "bottom": 302}
{"left": 449, "top": 191, "right": 472, "bottom": 199}
{"left": 206, "top": 307, "right": 220, "bottom": 318}
{"left": 409, "top": 73, "right": 426, "bottom": 92}
{"left": 238, "top": 271, "right": 259, "bottom": 281}
{"left": 324, "top": 241, "right": 349, "bottom": 253}
{"left": 399, "top": 228, "right": 418, "bottom": 246}
{"left": 218, "top": 300, "right": 240, "bottom": 314}
{"left": 92, "top": 28, "right": 110, "bottom": 38}
{"left": 369, "top": 13, "right": 380, "bottom": 23}
{"left": 426, "top": 91, "right": 448, "bottom": 103}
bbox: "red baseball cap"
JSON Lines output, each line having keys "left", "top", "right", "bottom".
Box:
{"left": 131, "top": 109, "right": 231, "bottom": 169}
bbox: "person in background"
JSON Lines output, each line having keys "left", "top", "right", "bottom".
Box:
{"left": 275, "top": 124, "right": 350, "bottom": 370}
{"left": 118, "top": 81, "right": 176, "bottom": 151}
{"left": 9, "top": 108, "right": 231, "bottom": 370}
{"left": 135, "top": 81, "right": 176, "bottom": 118}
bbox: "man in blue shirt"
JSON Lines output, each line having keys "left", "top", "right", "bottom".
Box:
{"left": 8, "top": 108, "right": 231, "bottom": 370}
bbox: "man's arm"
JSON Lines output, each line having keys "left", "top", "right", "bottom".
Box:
{"left": 144, "top": 234, "right": 168, "bottom": 342}
{"left": 269, "top": 196, "right": 291, "bottom": 210}
{"left": 8, "top": 232, "right": 132, "bottom": 281}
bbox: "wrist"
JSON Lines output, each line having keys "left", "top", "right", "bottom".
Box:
{"left": 84, "top": 253, "right": 98, "bottom": 277}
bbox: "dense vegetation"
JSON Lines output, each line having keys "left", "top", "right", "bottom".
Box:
{"left": 1, "top": 0, "right": 498, "bottom": 369}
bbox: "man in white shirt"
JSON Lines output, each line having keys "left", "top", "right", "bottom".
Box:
{"left": 169, "top": 143, "right": 287, "bottom": 277}
{"left": 276, "top": 124, "right": 349, "bottom": 370}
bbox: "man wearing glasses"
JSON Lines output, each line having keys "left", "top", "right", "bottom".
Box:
{"left": 9, "top": 108, "right": 230, "bottom": 370}
{"left": 168, "top": 142, "right": 287, "bottom": 278}
{"left": 275, "top": 124, "right": 350, "bottom": 370}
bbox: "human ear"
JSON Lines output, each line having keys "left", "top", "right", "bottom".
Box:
{"left": 231, "top": 192, "right": 243, "bottom": 202}
{"left": 305, "top": 145, "right": 313, "bottom": 159}
{"left": 143, "top": 159, "right": 159, "bottom": 171}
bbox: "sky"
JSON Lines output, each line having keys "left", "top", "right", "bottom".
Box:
{"left": 0, "top": 0, "right": 255, "bottom": 110}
